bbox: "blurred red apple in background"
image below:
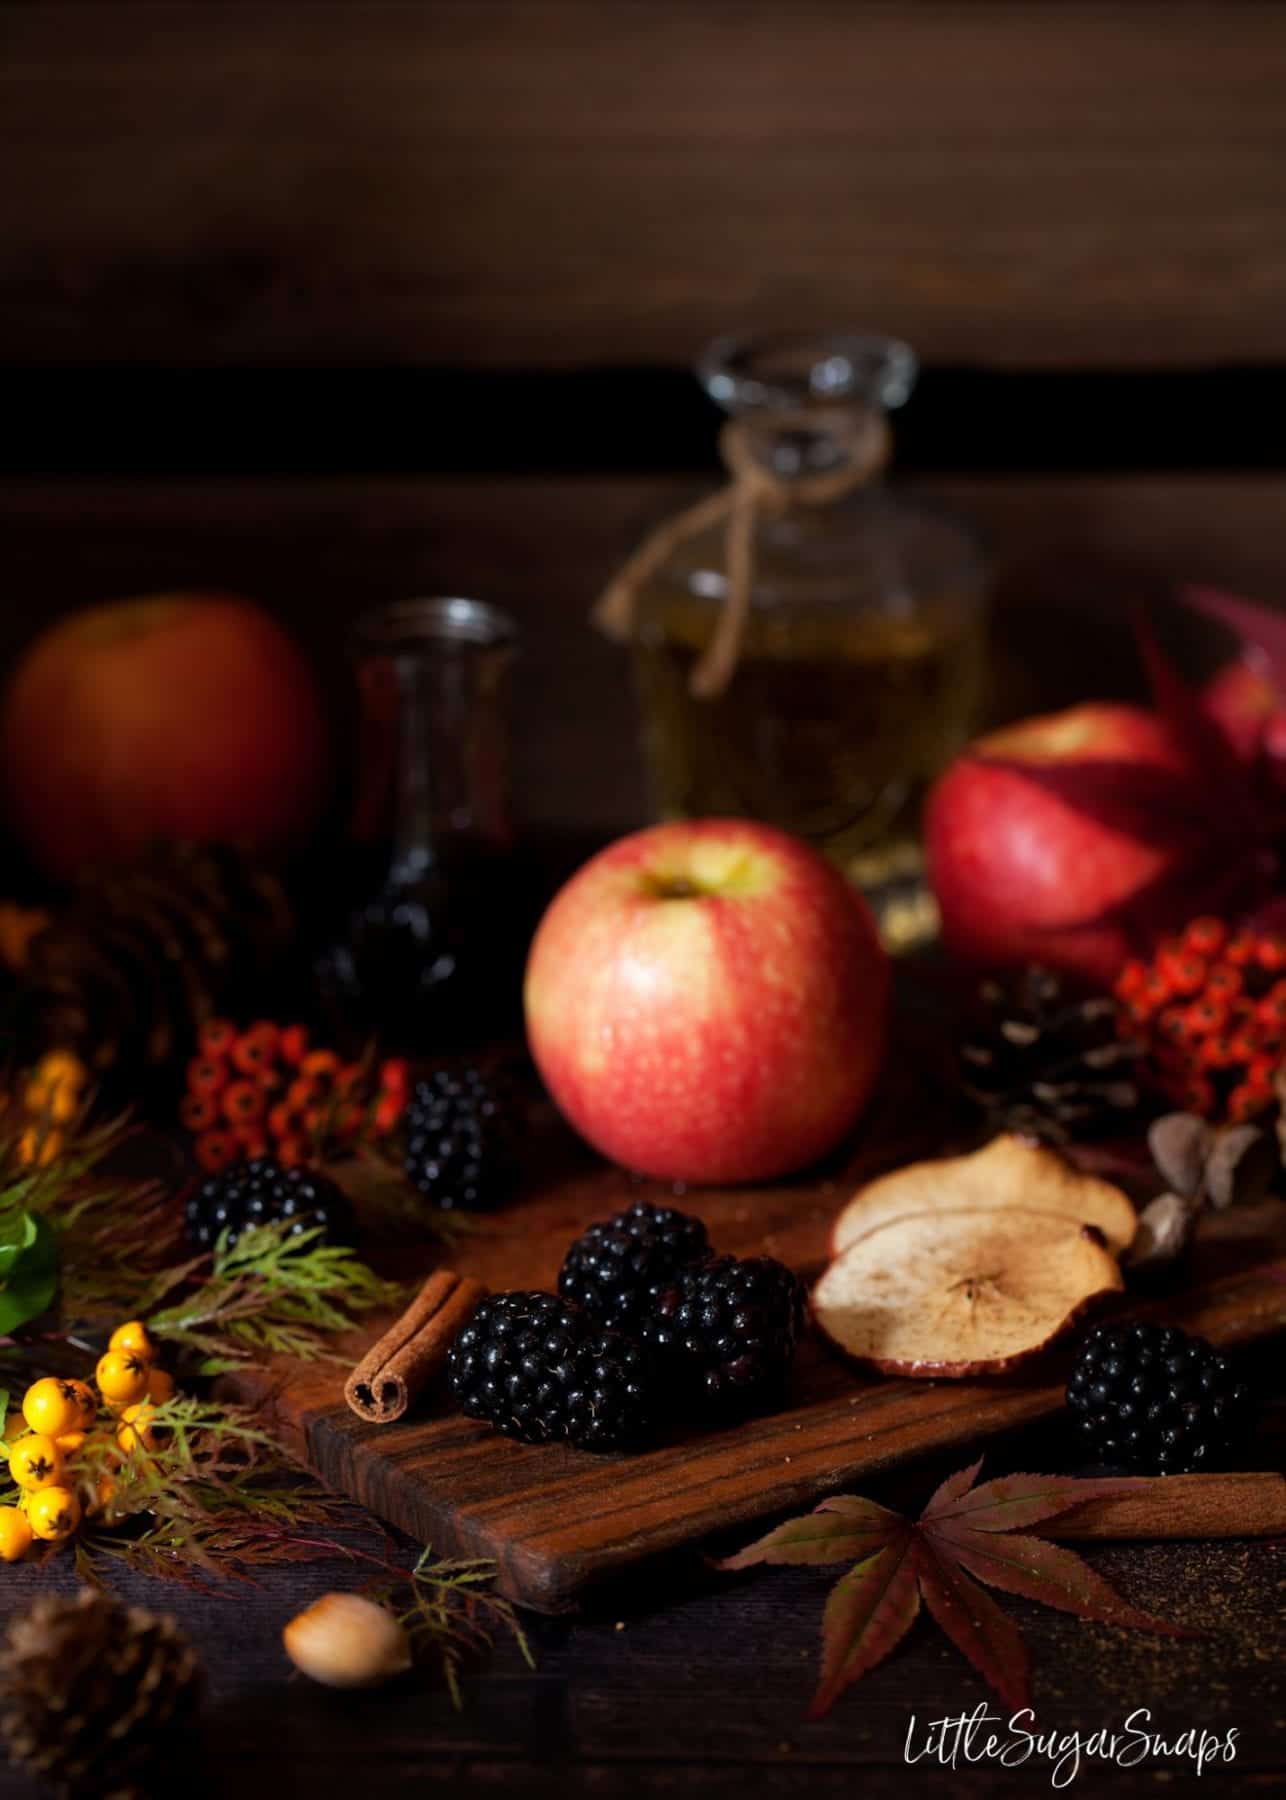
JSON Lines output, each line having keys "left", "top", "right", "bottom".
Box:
{"left": 926, "top": 702, "right": 1212, "bottom": 988}
{"left": 1, "top": 594, "right": 330, "bottom": 882}
{"left": 524, "top": 819, "right": 889, "bottom": 1183}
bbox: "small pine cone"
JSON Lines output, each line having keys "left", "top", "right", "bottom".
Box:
{"left": 961, "top": 966, "right": 1140, "bottom": 1143}
{"left": 0, "top": 1589, "right": 203, "bottom": 1799}
{"left": 23, "top": 842, "right": 294, "bottom": 1081}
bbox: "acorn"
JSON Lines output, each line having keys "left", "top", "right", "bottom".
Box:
{"left": 282, "top": 1594, "right": 412, "bottom": 1689}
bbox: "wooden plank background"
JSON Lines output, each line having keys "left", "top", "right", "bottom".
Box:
{"left": 3, "top": 474, "right": 1284, "bottom": 838}
{"left": 4, "top": 5, "right": 1285, "bottom": 834}
{"left": 3, "top": 2, "right": 1286, "bottom": 370}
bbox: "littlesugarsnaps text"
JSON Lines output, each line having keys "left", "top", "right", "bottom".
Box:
{"left": 904, "top": 1704, "right": 1238, "bottom": 1788}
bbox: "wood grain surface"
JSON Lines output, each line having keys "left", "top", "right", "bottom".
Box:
{"left": 229, "top": 1054, "right": 1286, "bottom": 1613}
{"left": 5, "top": 3, "right": 1286, "bottom": 368}
{"left": 1, "top": 459, "right": 1284, "bottom": 1788}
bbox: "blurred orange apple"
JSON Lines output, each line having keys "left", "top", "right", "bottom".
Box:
{"left": 1, "top": 594, "right": 330, "bottom": 880}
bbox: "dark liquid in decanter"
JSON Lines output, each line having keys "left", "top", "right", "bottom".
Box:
{"left": 315, "top": 846, "right": 526, "bottom": 1053}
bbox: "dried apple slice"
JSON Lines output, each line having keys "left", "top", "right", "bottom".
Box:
{"left": 830, "top": 1134, "right": 1137, "bottom": 1258}
{"left": 812, "top": 1206, "right": 1123, "bottom": 1377}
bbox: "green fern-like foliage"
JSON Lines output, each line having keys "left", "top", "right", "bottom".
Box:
{"left": 144, "top": 1220, "right": 408, "bottom": 1373}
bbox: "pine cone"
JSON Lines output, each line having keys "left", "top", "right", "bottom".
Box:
{"left": 961, "top": 966, "right": 1140, "bottom": 1143}
{"left": 22, "top": 842, "right": 294, "bottom": 1084}
{"left": 0, "top": 1589, "right": 203, "bottom": 1798}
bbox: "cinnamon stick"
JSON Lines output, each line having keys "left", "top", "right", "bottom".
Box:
{"left": 344, "top": 1269, "right": 486, "bottom": 1424}
{"left": 1044, "top": 1472, "right": 1286, "bottom": 1541}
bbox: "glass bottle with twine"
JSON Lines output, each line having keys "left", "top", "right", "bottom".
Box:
{"left": 595, "top": 332, "right": 988, "bottom": 949}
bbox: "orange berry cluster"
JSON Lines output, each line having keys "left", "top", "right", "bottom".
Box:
{"left": 180, "top": 1019, "right": 409, "bottom": 1174}
{"left": 1115, "top": 916, "right": 1286, "bottom": 1122}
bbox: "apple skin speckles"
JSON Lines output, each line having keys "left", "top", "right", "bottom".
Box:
{"left": 523, "top": 819, "right": 889, "bottom": 1184}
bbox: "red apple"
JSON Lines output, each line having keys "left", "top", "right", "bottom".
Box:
{"left": 926, "top": 702, "right": 1202, "bottom": 988}
{"left": 524, "top": 819, "right": 889, "bottom": 1183}
{"left": 2, "top": 593, "right": 331, "bottom": 881}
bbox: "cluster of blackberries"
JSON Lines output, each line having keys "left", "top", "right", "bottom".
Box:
{"left": 185, "top": 1157, "right": 353, "bottom": 1253}
{"left": 1067, "top": 1321, "right": 1254, "bottom": 1473}
{"left": 447, "top": 1200, "right": 807, "bottom": 1454}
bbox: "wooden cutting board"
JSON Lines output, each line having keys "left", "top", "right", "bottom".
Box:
{"left": 229, "top": 1050, "right": 1286, "bottom": 1613}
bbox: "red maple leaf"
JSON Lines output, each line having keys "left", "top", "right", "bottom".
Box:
{"left": 965, "top": 594, "right": 1286, "bottom": 953}
{"left": 718, "top": 1463, "right": 1194, "bottom": 1720}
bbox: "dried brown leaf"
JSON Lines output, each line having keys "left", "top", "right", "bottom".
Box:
{"left": 722, "top": 1461, "right": 1196, "bottom": 1724}
{"left": 923, "top": 1471, "right": 1148, "bottom": 1534}
{"left": 808, "top": 1535, "right": 919, "bottom": 1721}
{"left": 932, "top": 1526, "right": 1194, "bottom": 1637}
{"left": 717, "top": 1496, "right": 902, "bottom": 1572}
{"left": 913, "top": 1537, "right": 1031, "bottom": 1717}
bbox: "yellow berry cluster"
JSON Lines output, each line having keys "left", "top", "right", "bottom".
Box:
{"left": 15, "top": 1049, "right": 89, "bottom": 1168}
{"left": 0, "top": 1321, "right": 175, "bottom": 1562}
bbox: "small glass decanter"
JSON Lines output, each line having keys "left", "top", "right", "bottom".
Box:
{"left": 619, "top": 332, "right": 988, "bottom": 948}
{"left": 316, "top": 596, "right": 520, "bottom": 1052}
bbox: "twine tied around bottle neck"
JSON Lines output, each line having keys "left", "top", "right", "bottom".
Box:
{"left": 593, "top": 405, "right": 892, "bottom": 698}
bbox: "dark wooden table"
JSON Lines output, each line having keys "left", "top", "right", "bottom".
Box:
{"left": 0, "top": 1432, "right": 1284, "bottom": 1799}
{"left": 1, "top": 476, "right": 1285, "bottom": 1796}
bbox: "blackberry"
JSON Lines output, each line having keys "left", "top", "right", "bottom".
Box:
{"left": 185, "top": 1156, "right": 353, "bottom": 1253}
{"left": 446, "top": 1291, "right": 652, "bottom": 1452}
{"left": 404, "top": 1067, "right": 514, "bottom": 1211}
{"left": 559, "top": 1201, "right": 710, "bottom": 1331}
{"left": 1067, "top": 1321, "right": 1255, "bottom": 1473}
{"left": 641, "top": 1255, "right": 807, "bottom": 1412}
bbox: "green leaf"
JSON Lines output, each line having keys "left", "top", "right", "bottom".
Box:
{"left": 0, "top": 1214, "right": 59, "bottom": 1335}
{"left": 717, "top": 1496, "right": 902, "bottom": 1571}
{"left": 807, "top": 1533, "right": 919, "bottom": 1721}
{"left": 146, "top": 1218, "right": 406, "bottom": 1368}
{"left": 0, "top": 1211, "right": 40, "bottom": 1277}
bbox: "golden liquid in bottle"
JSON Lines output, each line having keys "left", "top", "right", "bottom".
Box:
{"left": 633, "top": 588, "right": 985, "bottom": 945}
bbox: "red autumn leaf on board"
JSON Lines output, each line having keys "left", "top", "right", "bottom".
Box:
{"left": 718, "top": 1464, "right": 1194, "bottom": 1720}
